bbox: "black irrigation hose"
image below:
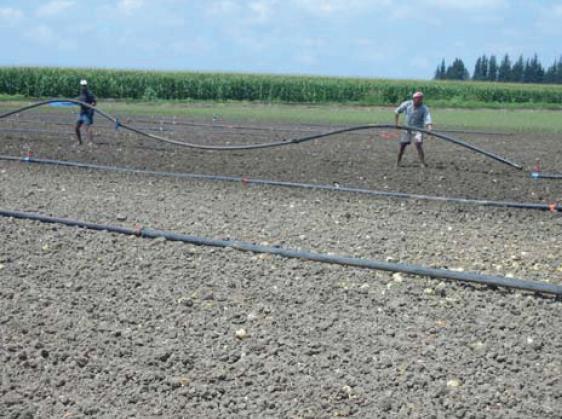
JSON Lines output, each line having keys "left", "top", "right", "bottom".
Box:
{"left": 1, "top": 105, "right": 509, "bottom": 136}
{"left": 1, "top": 155, "right": 559, "bottom": 212}
{"left": 0, "top": 121, "right": 471, "bottom": 139}
{"left": 0, "top": 99, "right": 523, "bottom": 169}
{"left": 1, "top": 208, "right": 560, "bottom": 297}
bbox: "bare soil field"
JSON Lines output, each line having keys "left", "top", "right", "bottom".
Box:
{"left": 1, "top": 108, "right": 561, "bottom": 418}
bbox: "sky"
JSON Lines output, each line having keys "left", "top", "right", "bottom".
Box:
{"left": 1, "top": 0, "right": 561, "bottom": 80}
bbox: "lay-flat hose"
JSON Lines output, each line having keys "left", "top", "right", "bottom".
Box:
{"left": 0, "top": 99, "right": 523, "bottom": 169}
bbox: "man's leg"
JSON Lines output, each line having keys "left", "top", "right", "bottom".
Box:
{"left": 397, "top": 143, "right": 408, "bottom": 167}
{"left": 415, "top": 142, "right": 426, "bottom": 167}
{"left": 85, "top": 125, "right": 94, "bottom": 144}
{"left": 75, "top": 121, "right": 83, "bottom": 144}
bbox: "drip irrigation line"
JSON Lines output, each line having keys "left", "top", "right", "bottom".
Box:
{"left": 109, "top": 118, "right": 511, "bottom": 137}
{"left": 0, "top": 127, "right": 64, "bottom": 135}
{"left": 0, "top": 99, "right": 523, "bottom": 169}
{"left": 1, "top": 208, "right": 560, "bottom": 297}
{"left": 10, "top": 117, "right": 314, "bottom": 135}
{"left": 433, "top": 129, "right": 511, "bottom": 136}
{"left": 0, "top": 125, "right": 174, "bottom": 135}
{"left": 116, "top": 115, "right": 513, "bottom": 136}
{"left": 1, "top": 154, "right": 559, "bottom": 212}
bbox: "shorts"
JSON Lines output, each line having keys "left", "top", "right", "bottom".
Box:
{"left": 400, "top": 130, "right": 423, "bottom": 145}
{"left": 77, "top": 112, "right": 94, "bottom": 126}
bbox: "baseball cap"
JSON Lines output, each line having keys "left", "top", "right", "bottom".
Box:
{"left": 412, "top": 91, "right": 424, "bottom": 98}
{"left": 80, "top": 79, "right": 88, "bottom": 86}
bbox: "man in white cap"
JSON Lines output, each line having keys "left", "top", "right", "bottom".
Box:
{"left": 394, "top": 91, "right": 432, "bottom": 167}
{"left": 75, "top": 79, "right": 97, "bottom": 145}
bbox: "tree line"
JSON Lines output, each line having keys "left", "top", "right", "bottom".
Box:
{"left": 434, "top": 54, "right": 562, "bottom": 84}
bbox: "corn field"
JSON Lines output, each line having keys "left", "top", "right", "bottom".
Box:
{"left": 1, "top": 67, "right": 562, "bottom": 105}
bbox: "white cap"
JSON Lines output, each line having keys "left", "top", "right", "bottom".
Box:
{"left": 80, "top": 79, "right": 88, "bottom": 86}
{"left": 412, "top": 91, "right": 423, "bottom": 98}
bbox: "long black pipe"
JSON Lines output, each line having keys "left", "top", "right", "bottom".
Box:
{"left": 0, "top": 99, "right": 523, "bottom": 169}
{"left": 2, "top": 113, "right": 513, "bottom": 137}
{"left": 1, "top": 208, "right": 560, "bottom": 297}
{"left": 1, "top": 155, "right": 559, "bottom": 212}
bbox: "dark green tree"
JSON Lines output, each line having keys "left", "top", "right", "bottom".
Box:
{"left": 446, "top": 58, "right": 470, "bottom": 80}
{"left": 497, "top": 54, "right": 511, "bottom": 82}
{"left": 472, "top": 57, "right": 483, "bottom": 81}
{"left": 436, "top": 54, "right": 561, "bottom": 84}
{"left": 488, "top": 55, "right": 498, "bottom": 81}
{"left": 434, "top": 59, "right": 446, "bottom": 80}
{"left": 523, "top": 59, "right": 531, "bottom": 82}
{"left": 523, "top": 54, "right": 544, "bottom": 83}
{"left": 473, "top": 55, "right": 490, "bottom": 80}
{"left": 544, "top": 59, "right": 557, "bottom": 83}
{"left": 532, "top": 54, "right": 545, "bottom": 83}
{"left": 554, "top": 56, "right": 562, "bottom": 84}
{"left": 510, "top": 55, "right": 524, "bottom": 82}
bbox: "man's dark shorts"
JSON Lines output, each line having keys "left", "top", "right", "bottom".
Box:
{"left": 77, "top": 111, "right": 94, "bottom": 126}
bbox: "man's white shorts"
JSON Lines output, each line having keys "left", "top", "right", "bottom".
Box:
{"left": 400, "top": 130, "right": 423, "bottom": 145}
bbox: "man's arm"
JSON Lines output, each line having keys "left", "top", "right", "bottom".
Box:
{"left": 394, "top": 101, "right": 407, "bottom": 126}
{"left": 424, "top": 109, "right": 432, "bottom": 130}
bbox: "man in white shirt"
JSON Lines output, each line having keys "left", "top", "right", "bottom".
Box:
{"left": 394, "top": 91, "right": 432, "bottom": 167}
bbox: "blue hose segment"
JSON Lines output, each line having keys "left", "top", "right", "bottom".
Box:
{"left": 531, "top": 172, "right": 562, "bottom": 179}
{"left": 48, "top": 101, "right": 77, "bottom": 107}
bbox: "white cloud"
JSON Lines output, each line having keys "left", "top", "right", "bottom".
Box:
{"left": 206, "top": 0, "right": 275, "bottom": 24}
{"left": 294, "top": 51, "right": 318, "bottom": 66}
{"left": 171, "top": 38, "right": 216, "bottom": 55}
{"left": 389, "top": 0, "right": 507, "bottom": 24}
{"left": 36, "top": 1, "right": 75, "bottom": 17}
{"left": 30, "top": 25, "right": 56, "bottom": 43}
{"left": 117, "top": 0, "right": 144, "bottom": 15}
{"left": 535, "top": 3, "right": 562, "bottom": 36}
{"left": 390, "top": 6, "right": 442, "bottom": 25}
{"left": 353, "top": 39, "right": 394, "bottom": 65}
{"left": 206, "top": 0, "right": 390, "bottom": 18}
{"left": 469, "top": 14, "right": 505, "bottom": 24}
{"left": 409, "top": 55, "right": 432, "bottom": 71}
{"left": 0, "top": 7, "right": 24, "bottom": 26}
{"left": 293, "top": 0, "right": 390, "bottom": 15}
{"left": 302, "top": 37, "right": 326, "bottom": 48}
{"left": 25, "top": 25, "right": 76, "bottom": 50}
{"left": 422, "top": 0, "right": 507, "bottom": 10}
{"left": 231, "top": 31, "right": 269, "bottom": 52}
{"left": 207, "top": 0, "right": 239, "bottom": 15}
{"left": 248, "top": 1, "right": 274, "bottom": 23}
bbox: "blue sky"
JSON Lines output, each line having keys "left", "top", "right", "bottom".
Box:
{"left": 1, "top": 0, "right": 561, "bottom": 79}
